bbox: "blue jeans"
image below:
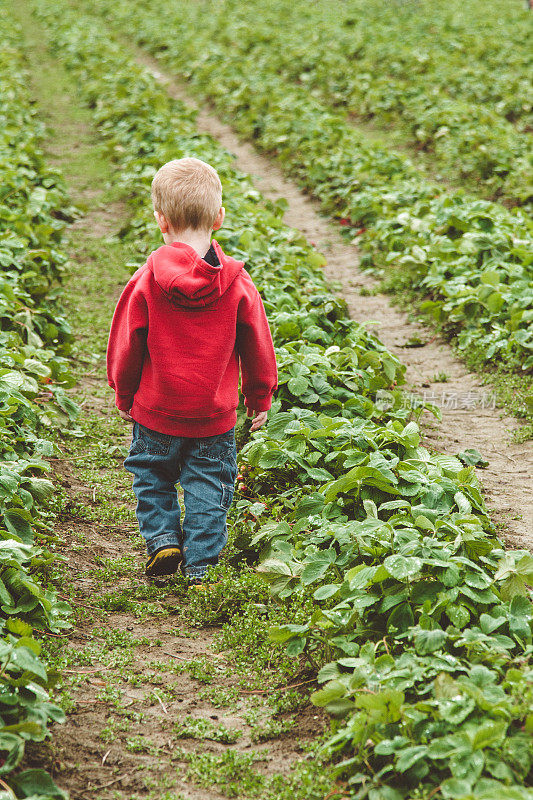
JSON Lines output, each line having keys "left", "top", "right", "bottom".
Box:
{"left": 124, "top": 423, "right": 237, "bottom": 580}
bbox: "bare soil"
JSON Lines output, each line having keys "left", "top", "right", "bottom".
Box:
{"left": 141, "top": 57, "right": 533, "bottom": 550}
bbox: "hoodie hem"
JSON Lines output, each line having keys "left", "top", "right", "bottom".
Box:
{"left": 131, "top": 401, "right": 237, "bottom": 438}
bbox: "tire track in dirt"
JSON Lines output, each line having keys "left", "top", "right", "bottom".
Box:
{"left": 137, "top": 55, "right": 532, "bottom": 550}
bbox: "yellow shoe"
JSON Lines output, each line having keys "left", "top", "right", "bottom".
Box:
{"left": 188, "top": 578, "right": 221, "bottom": 591}
{"left": 145, "top": 546, "right": 182, "bottom": 577}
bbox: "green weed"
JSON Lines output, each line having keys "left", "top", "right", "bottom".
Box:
{"left": 125, "top": 734, "right": 160, "bottom": 755}
{"left": 173, "top": 715, "right": 242, "bottom": 744}
{"left": 198, "top": 685, "right": 241, "bottom": 709}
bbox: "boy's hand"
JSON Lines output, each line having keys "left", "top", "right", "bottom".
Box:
{"left": 247, "top": 409, "right": 268, "bottom": 432}
{"left": 118, "top": 409, "right": 134, "bottom": 422}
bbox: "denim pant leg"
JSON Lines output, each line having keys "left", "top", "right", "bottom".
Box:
{"left": 124, "top": 423, "right": 182, "bottom": 556}
{"left": 179, "top": 428, "right": 237, "bottom": 580}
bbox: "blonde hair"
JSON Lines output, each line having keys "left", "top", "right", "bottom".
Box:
{"left": 151, "top": 157, "right": 222, "bottom": 232}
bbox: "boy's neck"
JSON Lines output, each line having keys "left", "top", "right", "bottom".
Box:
{"left": 162, "top": 228, "right": 212, "bottom": 258}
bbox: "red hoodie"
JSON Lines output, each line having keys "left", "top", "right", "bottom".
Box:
{"left": 106, "top": 240, "right": 277, "bottom": 437}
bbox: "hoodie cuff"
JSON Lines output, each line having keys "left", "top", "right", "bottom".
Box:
{"left": 244, "top": 395, "right": 272, "bottom": 413}
{"left": 115, "top": 392, "right": 134, "bottom": 412}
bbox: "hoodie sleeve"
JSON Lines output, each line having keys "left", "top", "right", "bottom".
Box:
{"left": 106, "top": 279, "right": 148, "bottom": 412}
{"left": 236, "top": 273, "right": 277, "bottom": 412}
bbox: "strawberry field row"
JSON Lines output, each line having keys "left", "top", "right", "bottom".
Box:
{"left": 74, "top": 0, "right": 533, "bottom": 383}
{"left": 0, "top": 6, "right": 74, "bottom": 797}
{"left": 152, "top": 0, "right": 532, "bottom": 206}
{"left": 33, "top": 2, "right": 533, "bottom": 798}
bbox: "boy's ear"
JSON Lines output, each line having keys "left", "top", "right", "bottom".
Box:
{"left": 154, "top": 209, "right": 170, "bottom": 233}
{"left": 212, "top": 206, "right": 225, "bottom": 232}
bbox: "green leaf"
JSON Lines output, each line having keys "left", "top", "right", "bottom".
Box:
{"left": 434, "top": 455, "right": 463, "bottom": 474}
{"left": 311, "top": 680, "right": 347, "bottom": 707}
{"left": 285, "top": 636, "right": 306, "bottom": 656}
{"left": 0, "top": 578, "right": 13, "bottom": 608}
{"left": 3, "top": 510, "right": 34, "bottom": 543}
{"left": 450, "top": 749, "right": 484, "bottom": 781}
{"left": 25, "top": 478, "right": 54, "bottom": 503}
{"left": 257, "top": 558, "right": 293, "bottom": 577}
{"left": 441, "top": 778, "right": 474, "bottom": 799}
{"left": 293, "top": 493, "right": 325, "bottom": 518}
{"left": 414, "top": 628, "right": 447, "bottom": 654}
{"left": 355, "top": 688, "right": 404, "bottom": 723}
{"left": 395, "top": 745, "right": 428, "bottom": 772}
{"left": 307, "top": 251, "right": 327, "bottom": 268}
{"left": 479, "top": 614, "right": 506, "bottom": 634}
{"left": 5, "top": 619, "right": 33, "bottom": 638}
{"left": 12, "top": 769, "right": 68, "bottom": 799}
{"left": 438, "top": 694, "right": 476, "bottom": 725}
{"left": 258, "top": 449, "right": 288, "bottom": 469}
{"left": 384, "top": 555, "right": 423, "bottom": 581}
{"left": 495, "top": 553, "right": 533, "bottom": 582}
{"left": 363, "top": 499, "right": 378, "bottom": 518}
{"left": 508, "top": 594, "right": 532, "bottom": 642}
{"left": 317, "top": 662, "right": 342, "bottom": 683}
{"left": 447, "top": 604, "right": 470, "bottom": 629}
{"left": 428, "top": 736, "right": 463, "bottom": 760}
{"left": 367, "top": 787, "right": 403, "bottom": 800}
{"left": 301, "top": 551, "right": 337, "bottom": 585}
{"left": 454, "top": 491, "right": 472, "bottom": 514}
{"left": 400, "top": 421, "right": 420, "bottom": 447}
{"left": 499, "top": 574, "right": 528, "bottom": 601}
{"left": 269, "top": 624, "right": 307, "bottom": 644}
{"left": 1, "top": 722, "right": 42, "bottom": 737}
{"left": 287, "top": 375, "right": 309, "bottom": 396}
{"left": 306, "top": 466, "right": 333, "bottom": 482}
{"left": 54, "top": 392, "right": 79, "bottom": 420}
{"left": 11, "top": 646, "right": 47, "bottom": 681}
{"left": 313, "top": 584, "right": 340, "bottom": 600}
{"left": 0, "top": 473, "right": 19, "bottom": 495}
{"left": 471, "top": 720, "right": 507, "bottom": 751}
{"left": 456, "top": 448, "right": 489, "bottom": 468}
{"left": 374, "top": 737, "right": 409, "bottom": 756}
{"left": 324, "top": 465, "right": 399, "bottom": 501}
{"left": 0, "top": 732, "right": 25, "bottom": 775}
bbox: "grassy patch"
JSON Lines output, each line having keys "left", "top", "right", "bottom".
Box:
{"left": 174, "top": 715, "right": 243, "bottom": 744}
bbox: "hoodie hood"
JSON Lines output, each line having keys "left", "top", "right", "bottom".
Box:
{"left": 147, "top": 240, "right": 244, "bottom": 308}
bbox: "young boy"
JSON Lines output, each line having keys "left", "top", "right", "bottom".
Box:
{"left": 106, "top": 157, "right": 277, "bottom": 585}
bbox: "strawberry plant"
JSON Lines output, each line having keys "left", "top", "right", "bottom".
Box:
{"left": 97, "top": 0, "right": 532, "bottom": 206}
{"left": 0, "top": 6, "right": 74, "bottom": 795}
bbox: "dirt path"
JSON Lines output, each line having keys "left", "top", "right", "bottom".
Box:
{"left": 137, "top": 57, "right": 532, "bottom": 550}
{"left": 19, "top": 14, "right": 327, "bottom": 800}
